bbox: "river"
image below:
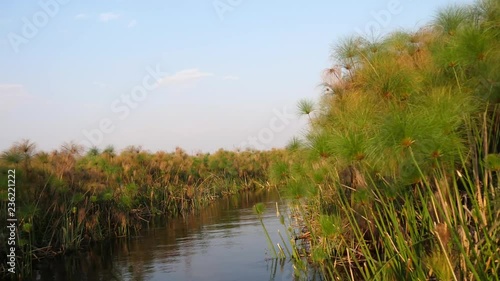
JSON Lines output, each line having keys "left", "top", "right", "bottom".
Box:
{"left": 28, "top": 189, "right": 322, "bottom": 281}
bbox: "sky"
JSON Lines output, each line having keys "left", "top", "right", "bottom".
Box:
{"left": 0, "top": 0, "right": 475, "bottom": 153}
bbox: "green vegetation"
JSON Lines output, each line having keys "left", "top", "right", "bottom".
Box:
{"left": 2, "top": 1, "right": 499, "bottom": 280}
{"left": 273, "top": 1, "right": 500, "bottom": 280}
{"left": 0, "top": 141, "right": 286, "bottom": 276}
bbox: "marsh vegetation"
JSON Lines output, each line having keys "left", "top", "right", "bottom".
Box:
{"left": 272, "top": 1, "right": 500, "bottom": 280}
{"left": 0, "top": 142, "right": 286, "bottom": 277}
{"left": 1, "top": 1, "right": 499, "bottom": 280}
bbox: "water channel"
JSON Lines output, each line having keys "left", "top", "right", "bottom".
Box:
{"left": 29, "top": 189, "right": 322, "bottom": 281}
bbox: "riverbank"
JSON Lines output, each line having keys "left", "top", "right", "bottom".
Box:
{"left": 0, "top": 144, "right": 286, "bottom": 278}
{"left": 275, "top": 1, "right": 500, "bottom": 280}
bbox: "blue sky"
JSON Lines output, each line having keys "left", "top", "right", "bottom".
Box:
{"left": 0, "top": 0, "right": 474, "bottom": 153}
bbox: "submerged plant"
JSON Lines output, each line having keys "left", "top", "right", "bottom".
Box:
{"left": 253, "top": 203, "right": 279, "bottom": 259}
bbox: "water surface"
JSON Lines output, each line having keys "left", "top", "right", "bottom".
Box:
{"left": 31, "top": 190, "right": 321, "bottom": 281}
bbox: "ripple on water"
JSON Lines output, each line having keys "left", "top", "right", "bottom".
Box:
{"left": 31, "top": 191, "right": 308, "bottom": 281}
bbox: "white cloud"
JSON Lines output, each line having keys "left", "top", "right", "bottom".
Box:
{"left": 92, "top": 81, "right": 113, "bottom": 90}
{"left": 99, "top": 12, "right": 120, "bottom": 22}
{"left": 82, "top": 103, "right": 102, "bottom": 109}
{"left": 0, "top": 84, "right": 33, "bottom": 113}
{"left": 222, "top": 75, "right": 239, "bottom": 81}
{"left": 74, "top": 13, "right": 88, "bottom": 20}
{"left": 127, "top": 19, "right": 137, "bottom": 28}
{"left": 0, "top": 84, "right": 23, "bottom": 90}
{"left": 160, "top": 69, "right": 214, "bottom": 86}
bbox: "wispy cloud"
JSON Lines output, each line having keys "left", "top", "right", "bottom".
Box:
{"left": 160, "top": 69, "right": 214, "bottom": 86}
{"left": 92, "top": 81, "right": 113, "bottom": 90}
{"left": 82, "top": 103, "right": 102, "bottom": 109}
{"left": 0, "top": 84, "right": 32, "bottom": 113}
{"left": 222, "top": 75, "right": 239, "bottom": 81}
{"left": 74, "top": 13, "right": 88, "bottom": 20}
{"left": 0, "top": 84, "right": 23, "bottom": 90}
{"left": 99, "top": 12, "right": 120, "bottom": 22}
{"left": 127, "top": 19, "right": 137, "bottom": 28}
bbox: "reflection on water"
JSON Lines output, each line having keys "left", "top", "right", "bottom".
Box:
{"left": 29, "top": 189, "right": 322, "bottom": 281}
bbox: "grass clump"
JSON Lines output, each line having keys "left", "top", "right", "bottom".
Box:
{"left": 0, "top": 144, "right": 287, "bottom": 277}
{"left": 277, "top": 0, "right": 500, "bottom": 280}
